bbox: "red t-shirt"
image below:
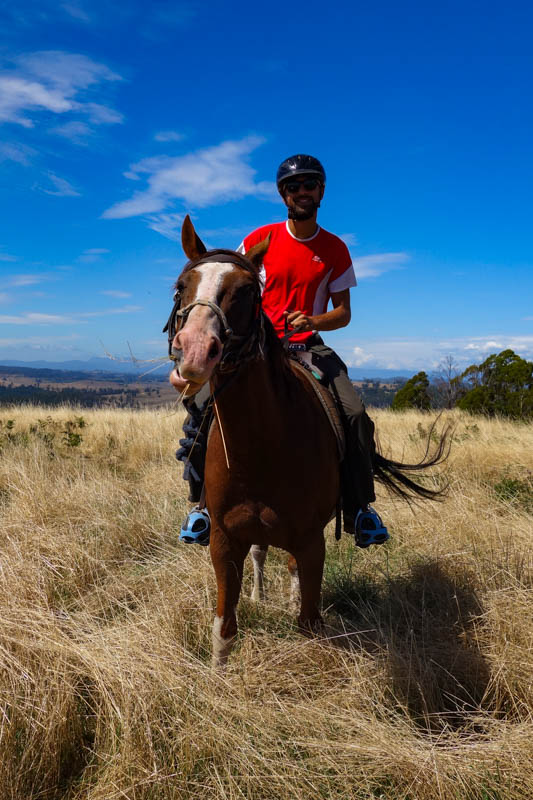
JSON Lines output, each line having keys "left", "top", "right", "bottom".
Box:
{"left": 238, "top": 221, "right": 356, "bottom": 343}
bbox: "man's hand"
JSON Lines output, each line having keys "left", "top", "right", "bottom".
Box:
{"left": 284, "top": 309, "right": 315, "bottom": 332}
{"left": 283, "top": 291, "right": 351, "bottom": 334}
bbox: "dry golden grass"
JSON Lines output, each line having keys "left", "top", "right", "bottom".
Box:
{"left": 0, "top": 404, "right": 532, "bottom": 799}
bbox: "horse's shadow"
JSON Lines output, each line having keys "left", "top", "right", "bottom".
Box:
{"left": 322, "top": 552, "right": 490, "bottom": 732}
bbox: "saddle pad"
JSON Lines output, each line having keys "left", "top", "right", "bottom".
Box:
{"left": 289, "top": 358, "right": 346, "bottom": 460}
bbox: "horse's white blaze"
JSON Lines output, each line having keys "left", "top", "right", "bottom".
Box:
{"left": 212, "top": 615, "right": 236, "bottom": 669}
{"left": 188, "top": 262, "right": 233, "bottom": 336}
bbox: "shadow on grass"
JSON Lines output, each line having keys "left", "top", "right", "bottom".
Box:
{"left": 322, "top": 547, "right": 491, "bottom": 733}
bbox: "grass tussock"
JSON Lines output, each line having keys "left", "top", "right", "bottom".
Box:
{"left": 0, "top": 404, "right": 532, "bottom": 799}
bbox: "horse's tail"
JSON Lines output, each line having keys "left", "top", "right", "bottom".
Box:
{"left": 373, "top": 418, "right": 452, "bottom": 502}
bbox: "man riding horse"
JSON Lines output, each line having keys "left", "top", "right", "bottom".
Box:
{"left": 172, "top": 154, "right": 389, "bottom": 548}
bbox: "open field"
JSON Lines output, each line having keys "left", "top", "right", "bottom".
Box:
{"left": 0, "top": 405, "right": 532, "bottom": 799}
{"left": 0, "top": 368, "right": 178, "bottom": 408}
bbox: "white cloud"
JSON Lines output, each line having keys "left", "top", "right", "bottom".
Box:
{"left": 102, "top": 136, "right": 276, "bottom": 220}
{"left": 101, "top": 290, "right": 131, "bottom": 298}
{"left": 147, "top": 212, "right": 184, "bottom": 241}
{"left": 1, "top": 273, "right": 53, "bottom": 288}
{"left": 84, "top": 102, "right": 123, "bottom": 125}
{"left": 0, "top": 334, "right": 81, "bottom": 348}
{"left": 50, "top": 120, "right": 92, "bottom": 144}
{"left": 351, "top": 346, "right": 374, "bottom": 366}
{"left": 79, "top": 305, "right": 141, "bottom": 318}
{"left": 464, "top": 339, "right": 503, "bottom": 352}
{"left": 0, "top": 306, "right": 142, "bottom": 325}
{"left": 0, "top": 51, "right": 123, "bottom": 134}
{"left": 61, "top": 1, "right": 90, "bottom": 22}
{"left": 39, "top": 172, "right": 80, "bottom": 197}
{"left": 352, "top": 252, "right": 409, "bottom": 279}
{"left": 78, "top": 247, "right": 110, "bottom": 262}
{"left": 0, "top": 251, "right": 17, "bottom": 262}
{"left": 0, "top": 312, "right": 77, "bottom": 325}
{"left": 0, "top": 141, "right": 36, "bottom": 164}
{"left": 340, "top": 233, "right": 358, "bottom": 247}
{"left": 154, "top": 130, "right": 184, "bottom": 142}
{"left": 338, "top": 334, "right": 533, "bottom": 372}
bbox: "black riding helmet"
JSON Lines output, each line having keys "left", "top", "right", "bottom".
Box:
{"left": 276, "top": 154, "right": 326, "bottom": 191}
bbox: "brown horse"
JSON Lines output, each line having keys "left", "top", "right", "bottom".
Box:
{"left": 168, "top": 216, "right": 446, "bottom": 668}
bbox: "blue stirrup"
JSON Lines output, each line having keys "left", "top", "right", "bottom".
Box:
{"left": 179, "top": 506, "right": 210, "bottom": 546}
{"left": 355, "top": 506, "right": 389, "bottom": 548}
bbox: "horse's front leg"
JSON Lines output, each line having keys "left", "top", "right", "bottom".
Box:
{"left": 250, "top": 544, "right": 268, "bottom": 602}
{"left": 210, "top": 532, "right": 250, "bottom": 669}
{"left": 292, "top": 533, "right": 325, "bottom": 633}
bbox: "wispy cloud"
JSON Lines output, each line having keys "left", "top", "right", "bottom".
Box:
{"left": 0, "top": 313, "right": 78, "bottom": 325}
{"left": 38, "top": 172, "right": 80, "bottom": 197}
{"left": 0, "top": 141, "right": 37, "bottom": 165}
{"left": 101, "top": 290, "right": 132, "bottom": 298}
{"left": 78, "top": 247, "right": 110, "bottom": 262}
{"left": 79, "top": 305, "right": 141, "bottom": 318}
{"left": 0, "top": 251, "right": 17, "bottom": 262}
{"left": 50, "top": 120, "right": 92, "bottom": 144}
{"left": 1, "top": 273, "right": 55, "bottom": 288}
{"left": 154, "top": 130, "right": 184, "bottom": 143}
{"left": 340, "top": 233, "right": 358, "bottom": 247}
{"left": 0, "top": 334, "right": 81, "bottom": 349}
{"left": 0, "top": 50, "right": 123, "bottom": 137}
{"left": 352, "top": 252, "right": 409, "bottom": 279}
{"left": 61, "top": 1, "right": 90, "bottom": 22}
{"left": 0, "top": 306, "right": 142, "bottom": 325}
{"left": 147, "top": 212, "right": 184, "bottom": 241}
{"left": 0, "top": 293, "right": 10, "bottom": 304}
{"left": 102, "top": 136, "right": 276, "bottom": 222}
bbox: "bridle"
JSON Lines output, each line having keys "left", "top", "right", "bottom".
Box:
{"left": 163, "top": 250, "right": 266, "bottom": 373}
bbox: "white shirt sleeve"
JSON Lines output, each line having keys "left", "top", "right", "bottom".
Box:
{"left": 329, "top": 264, "right": 357, "bottom": 292}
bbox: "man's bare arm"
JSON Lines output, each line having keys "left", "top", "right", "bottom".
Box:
{"left": 284, "top": 289, "right": 351, "bottom": 332}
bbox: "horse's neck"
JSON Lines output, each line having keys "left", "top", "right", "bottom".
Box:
{"left": 212, "top": 351, "right": 292, "bottom": 432}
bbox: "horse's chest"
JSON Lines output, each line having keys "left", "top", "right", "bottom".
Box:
{"left": 222, "top": 503, "right": 279, "bottom": 535}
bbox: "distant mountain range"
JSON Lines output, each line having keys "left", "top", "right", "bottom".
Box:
{"left": 0, "top": 357, "right": 167, "bottom": 376}
{"left": 0, "top": 357, "right": 413, "bottom": 381}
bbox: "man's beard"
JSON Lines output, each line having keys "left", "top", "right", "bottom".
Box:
{"left": 287, "top": 199, "right": 320, "bottom": 221}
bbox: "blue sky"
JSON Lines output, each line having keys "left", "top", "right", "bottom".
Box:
{"left": 1, "top": 0, "right": 532, "bottom": 374}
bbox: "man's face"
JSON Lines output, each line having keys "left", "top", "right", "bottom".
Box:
{"left": 281, "top": 176, "right": 324, "bottom": 221}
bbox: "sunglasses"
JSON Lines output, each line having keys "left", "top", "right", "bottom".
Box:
{"left": 283, "top": 178, "right": 321, "bottom": 194}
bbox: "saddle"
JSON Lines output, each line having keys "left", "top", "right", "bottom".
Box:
{"left": 288, "top": 355, "right": 346, "bottom": 460}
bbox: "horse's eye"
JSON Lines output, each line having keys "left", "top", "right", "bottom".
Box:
{"left": 174, "top": 283, "right": 185, "bottom": 301}
{"left": 235, "top": 285, "right": 253, "bottom": 300}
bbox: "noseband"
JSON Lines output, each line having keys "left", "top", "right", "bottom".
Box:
{"left": 173, "top": 298, "right": 234, "bottom": 340}
{"left": 163, "top": 250, "right": 265, "bottom": 372}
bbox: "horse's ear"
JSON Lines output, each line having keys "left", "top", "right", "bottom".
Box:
{"left": 244, "top": 234, "right": 270, "bottom": 272}
{"left": 181, "top": 214, "right": 207, "bottom": 260}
